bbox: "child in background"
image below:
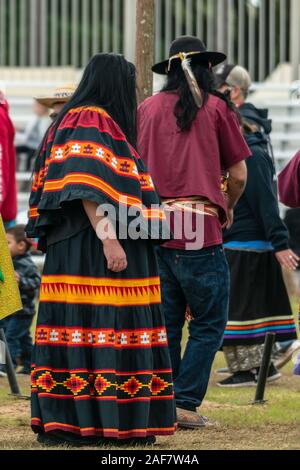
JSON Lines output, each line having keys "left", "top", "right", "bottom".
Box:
{"left": 4, "top": 225, "right": 40, "bottom": 375}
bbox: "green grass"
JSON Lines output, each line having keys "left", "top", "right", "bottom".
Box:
{"left": 0, "top": 299, "right": 299, "bottom": 450}
{"left": 1, "top": 354, "right": 300, "bottom": 450}
{"left": 206, "top": 352, "right": 300, "bottom": 425}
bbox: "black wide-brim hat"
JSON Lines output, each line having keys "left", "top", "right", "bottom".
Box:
{"left": 152, "top": 36, "right": 227, "bottom": 75}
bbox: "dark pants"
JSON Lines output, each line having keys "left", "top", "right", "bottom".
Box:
{"left": 0, "top": 315, "right": 33, "bottom": 372}
{"left": 156, "top": 245, "right": 229, "bottom": 411}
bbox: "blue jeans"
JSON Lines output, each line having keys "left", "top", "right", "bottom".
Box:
{"left": 156, "top": 245, "right": 229, "bottom": 411}
{"left": 0, "top": 315, "right": 33, "bottom": 372}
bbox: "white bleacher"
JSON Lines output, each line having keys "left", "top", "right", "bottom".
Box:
{"left": 249, "top": 83, "right": 300, "bottom": 169}
{"left": 0, "top": 68, "right": 80, "bottom": 213}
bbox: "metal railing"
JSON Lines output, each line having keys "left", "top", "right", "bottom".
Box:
{"left": 154, "top": 0, "right": 300, "bottom": 81}
{"left": 0, "top": 0, "right": 124, "bottom": 67}
{"left": 0, "top": 0, "right": 300, "bottom": 81}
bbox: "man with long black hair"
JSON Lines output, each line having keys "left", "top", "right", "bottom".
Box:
{"left": 137, "top": 36, "right": 250, "bottom": 428}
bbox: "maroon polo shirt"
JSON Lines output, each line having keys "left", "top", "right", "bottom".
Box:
{"left": 278, "top": 151, "right": 300, "bottom": 208}
{"left": 137, "top": 92, "right": 251, "bottom": 249}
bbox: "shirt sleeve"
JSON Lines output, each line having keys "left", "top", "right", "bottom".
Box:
{"left": 278, "top": 151, "right": 300, "bottom": 208}
{"left": 217, "top": 102, "right": 252, "bottom": 170}
{"left": 244, "top": 148, "right": 289, "bottom": 251}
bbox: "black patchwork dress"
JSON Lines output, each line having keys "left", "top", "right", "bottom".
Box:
{"left": 26, "top": 106, "right": 176, "bottom": 440}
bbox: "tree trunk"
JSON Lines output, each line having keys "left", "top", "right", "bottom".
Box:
{"left": 135, "top": 0, "right": 155, "bottom": 104}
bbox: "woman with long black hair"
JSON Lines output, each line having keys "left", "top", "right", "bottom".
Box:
{"left": 137, "top": 36, "right": 250, "bottom": 429}
{"left": 26, "top": 53, "right": 176, "bottom": 447}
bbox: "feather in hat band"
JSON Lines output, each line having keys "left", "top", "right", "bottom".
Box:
{"left": 168, "top": 51, "right": 207, "bottom": 109}
{"left": 167, "top": 51, "right": 209, "bottom": 72}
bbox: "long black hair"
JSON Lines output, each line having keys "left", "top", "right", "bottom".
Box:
{"left": 162, "top": 60, "right": 235, "bottom": 132}
{"left": 53, "top": 53, "right": 137, "bottom": 147}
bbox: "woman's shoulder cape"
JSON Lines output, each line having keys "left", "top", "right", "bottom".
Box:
{"left": 26, "top": 106, "right": 168, "bottom": 244}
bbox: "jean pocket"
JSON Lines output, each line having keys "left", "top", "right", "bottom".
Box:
{"left": 188, "top": 270, "right": 218, "bottom": 290}
{"left": 184, "top": 272, "right": 220, "bottom": 319}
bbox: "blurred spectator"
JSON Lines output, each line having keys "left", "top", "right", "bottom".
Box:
{"left": 0, "top": 83, "right": 17, "bottom": 229}
{"left": 15, "top": 101, "right": 51, "bottom": 171}
{"left": 35, "top": 83, "right": 76, "bottom": 121}
{"left": 216, "top": 65, "right": 299, "bottom": 387}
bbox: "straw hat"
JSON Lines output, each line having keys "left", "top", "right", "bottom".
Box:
{"left": 35, "top": 84, "right": 76, "bottom": 109}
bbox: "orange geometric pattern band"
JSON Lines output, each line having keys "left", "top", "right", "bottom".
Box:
{"left": 31, "top": 419, "right": 176, "bottom": 437}
{"left": 32, "top": 165, "right": 50, "bottom": 192}
{"left": 68, "top": 106, "right": 109, "bottom": 117}
{"left": 49, "top": 141, "right": 155, "bottom": 191}
{"left": 29, "top": 206, "right": 39, "bottom": 219}
{"left": 42, "top": 172, "right": 166, "bottom": 220}
{"left": 40, "top": 275, "right": 161, "bottom": 306}
{"left": 35, "top": 325, "right": 168, "bottom": 349}
{"left": 32, "top": 369, "right": 173, "bottom": 399}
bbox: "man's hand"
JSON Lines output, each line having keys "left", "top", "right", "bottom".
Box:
{"left": 103, "top": 239, "right": 128, "bottom": 273}
{"left": 275, "top": 249, "right": 299, "bottom": 271}
{"left": 15, "top": 272, "right": 21, "bottom": 284}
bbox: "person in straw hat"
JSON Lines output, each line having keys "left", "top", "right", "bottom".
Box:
{"left": 137, "top": 36, "right": 250, "bottom": 429}
{"left": 35, "top": 83, "right": 76, "bottom": 120}
{"left": 16, "top": 85, "right": 76, "bottom": 172}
